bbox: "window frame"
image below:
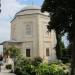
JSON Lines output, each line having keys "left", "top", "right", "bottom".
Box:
{"left": 26, "top": 48, "right": 31, "bottom": 57}
{"left": 46, "top": 48, "right": 50, "bottom": 56}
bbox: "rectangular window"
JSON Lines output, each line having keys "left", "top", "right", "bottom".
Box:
{"left": 26, "top": 48, "right": 30, "bottom": 57}
{"left": 46, "top": 48, "right": 49, "bottom": 56}
{"left": 26, "top": 24, "right": 32, "bottom": 35}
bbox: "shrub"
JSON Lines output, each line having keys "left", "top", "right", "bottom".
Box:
{"left": 6, "top": 64, "right": 12, "bottom": 69}
{"left": 32, "top": 57, "right": 43, "bottom": 66}
{"left": 14, "top": 57, "right": 70, "bottom": 75}
{"left": 14, "top": 57, "right": 33, "bottom": 75}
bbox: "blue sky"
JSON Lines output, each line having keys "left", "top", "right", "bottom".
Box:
{"left": 17, "top": 0, "right": 44, "bottom": 6}
{"left": 0, "top": 0, "right": 44, "bottom": 52}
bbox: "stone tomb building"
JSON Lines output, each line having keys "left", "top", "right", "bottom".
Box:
{"left": 0, "top": 6, "right": 57, "bottom": 62}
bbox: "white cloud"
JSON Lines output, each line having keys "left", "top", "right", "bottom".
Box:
{"left": 0, "top": 0, "right": 26, "bottom": 52}
{"left": 0, "top": 0, "right": 26, "bottom": 20}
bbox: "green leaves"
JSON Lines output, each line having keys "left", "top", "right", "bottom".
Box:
{"left": 41, "top": 0, "right": 73, "bottom": 61}
{"left": 5, "top": 46, "right": 21, "bottom": 58}
{"left": 41, "top": 0, "right": 75, "bottom": 75}
{"left": 32, "top": 57, "right": 43, "bottom": 66}
{"left": 15, "top": 56, "right": 69, "bottom": 75}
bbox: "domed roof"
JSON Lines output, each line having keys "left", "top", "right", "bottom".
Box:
{"left": 11, "top": 5, "right": 49, "bottom": 22}
{"left": 21, "top": 5, "right": 41, "bottom": 11}
{"left": 15, "top": 5, "right": 49, "bottom": 16}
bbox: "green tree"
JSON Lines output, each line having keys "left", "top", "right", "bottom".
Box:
{"left": 4, "top": 46, "right": 21, "bottom": 72}
{"left": 6, "top": 46, "right": 21, "bottom": 58}
{"left": 41, "top": 0, "right": 75, "bottom": 75}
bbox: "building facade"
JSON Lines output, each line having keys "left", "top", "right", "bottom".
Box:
{"left": 0, "top": 5, "right": 57, "bottom": 62}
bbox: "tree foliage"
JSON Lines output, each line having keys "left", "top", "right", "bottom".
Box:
{"left": 41, "top": 0, "right": 75, "bottom": 75}
{"left": 5, "top": 46, "right": 21, "bottom": 58}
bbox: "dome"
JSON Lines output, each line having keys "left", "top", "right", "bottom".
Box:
{"left": 16, "top": 5, "right": 49, "bottom": 16}
{"left": 20, "top": 5, "right": 41, "bottom": 11}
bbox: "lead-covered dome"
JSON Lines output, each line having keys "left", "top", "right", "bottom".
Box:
{"left": 21, "top": 5, "right": 41, "bottom": 11}
{"left": 16, "top": 5, "right": 49, "bottom": 16}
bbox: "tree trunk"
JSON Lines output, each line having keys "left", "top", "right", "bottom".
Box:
{"left": 71, "top": 39, "right": 75, "bottom": 75}
{"left": 70, "top": 11, "right": 75, "bottom": 75}
{"left": 55, "top": 31, "right": 61, "bottom": 59}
